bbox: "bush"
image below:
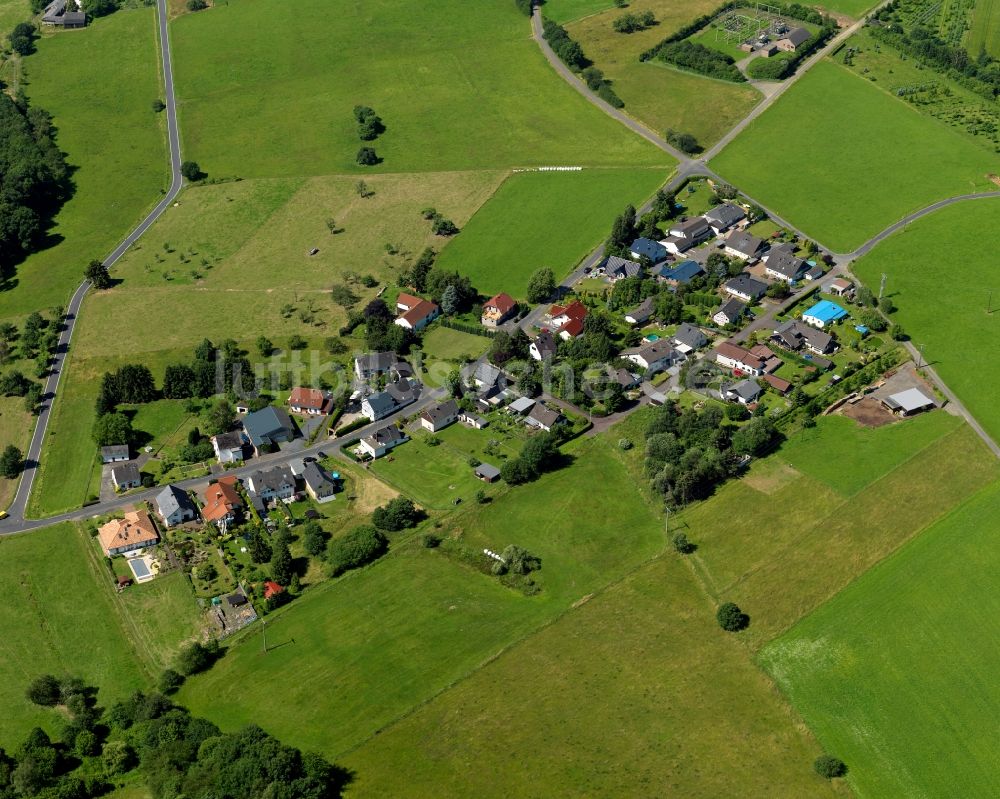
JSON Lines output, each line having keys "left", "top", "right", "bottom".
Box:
{"left": 180, "top": 161, "right": 203, "bottom": 181}
{"left": 157, "top": 669, "right": 184, "bottom": 695}
{"left": 813, "top": 755, "right": 847, "bottom": 779}
{"left": 356, "top": 147, "right": 379, "bottom": 166}
{"left": 747, "top": 54, "right": 792, "bottom": 80}
{"left": 672, "top": 532, "right": 695, "bottom": 554}
{"left": 186, "top": 0, "right": 207, "bottom": 9}
{"left": 422, "top": 533, "right": 442, "bottom": 548}
{"left": 658, "top": 40, "right": 744, "bottom": 82}
{"left": 327, "top": 525, "right": 388, "bottom": 577}
{"left": 716, "top": 601, "right": 748, "bottom": 632}
{"left": 102, "top": 741, "right": 137, "bottom": 776}
{"left": 665, "top": 128, "right": 701, "bottom": 154}
{"left": 25, "top": 674, "right": 61, "bottom": 706}
{"left": 372, "top": 497, "right": 420, "bottom": 531}
{"left": 175, "top": 640, "right": 220, "bottom": 676}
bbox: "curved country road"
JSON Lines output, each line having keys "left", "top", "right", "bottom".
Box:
{"left": 6, "top": 0, "right": 183, "bottom": 526}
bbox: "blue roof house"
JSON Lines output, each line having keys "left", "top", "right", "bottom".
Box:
{"left": 657, "top": 260, "right": 704, "bottom": 285}
{"left": 629, "top": 237, "right": 668, "bottom": 264}
{"left": 242, "top": 406, "right": 297, "bottom": 454}
{"left": 802, "top": 300, "right": 848, "bottom": 329}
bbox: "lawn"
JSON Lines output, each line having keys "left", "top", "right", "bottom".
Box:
{"left": 852, "top": 198, "right": 1000, "bottom": 443}
{"left": 678, "top": 414, "right": 1000, "bottom": 645}
{"left": 760, "top": 479, "right": 1000, "bottom": 798}
{"left": 434, "top": 168, "right": 667, "bottom": 296}
{"left": 0, "top": 523, "right": 149, "bottom": 749}
{"left": 0, "top": 8, "right": 168, "bottom": 319}
{"left": 419, "top": 325, "right": 490, "bottom": 364}
{"left": 968, "top": 0, "right": 1000, "bottom": 56}
{"left": 710, "top": 60, "right": 998, "bottom": 253}
{"left": 178, "top": 432, "right": 666, "bottom": 758}
{"left": 541, "top": 0, "right": 617, "bottom": 24}
{"left": 170, "top": 0, "right": 668, "bottom": 178}
{"left": 567, "top": 0, "right": 762, "bottom": 148}
{"left": 689, "top": 24, "right": 752, "bottom": 60}
{"left": 369, "top": 422, "right": 524, "bottom": 510}
{"left": 0, "top": 394, "right": 35, "bottom": 511}
{"left": 816, "top": 0, "right": 880, "bottom": 17}
{"left": 0, "top": 0, "right": 29, "bottom": 34}
{"left": 344, "top": 556, "right": 842, "bottom": 799}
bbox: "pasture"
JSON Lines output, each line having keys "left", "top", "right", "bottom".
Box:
{"left": 433, "top": 168, "right": 667, "bottom": 296}
{"left": 344, "top": 556, "right": 843, "bottom": 799}
{"left": 567, "top": 0, "right": 762, "bottom": 148}
{"left": 678, "top": 413, "right": 1000, "bottom": 645}
{"left": 0, "top": 523, "right": 148, "bottom": 748}
{"left": 710, "top": 60, "right": 998, "bottom": 252}
{"left": 968, "top": 0, "right": 1000, "bottom": 56}
{"left": 0, "top": 8, "right": 168, "bottom": 319}
{"left": 0, "top": 395, "right": 34, "bottom": 511}
{"left": 0, "top": 0, "right": 28, "bottom": 34}
{"left": 178, "top": 433, "right": 666, "bottom": 757}
{"left": 852, "top": 198, "right": 1000, "bottom": 443}
{"left": 541, "top": 0, "right": 617, "bottom": 23}
{"left": 760, "top": 480, "right": 1000, "bottom": 797}
{"left": 419, "top": 326, "right": 489, "bottom": 363}
{"left": 170, "top": 0, "right": 668, "bottom": 177}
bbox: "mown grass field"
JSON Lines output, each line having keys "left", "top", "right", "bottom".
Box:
{"left": 968, "top": 0, "right": 1000, "bottom": 56}
{"left": 815, "top": 0, "right": 880, "bottom": 17}
{"left": 170, "top": 0, "right": 668, "bottom": 177}
{"left": 567, "top": 0, "right": 762, "bottom": 149}
{"left": 178, "top": 434, "right": 666, "bottom": 757}
{"left": 419, "top": 325, "right": 489, "bottom": 363}
{"left": 434, "top": 168, "right": 667, "bottom": 296}
{"left": 678, "top": 412, "right": 1000, "bottom": 645}
{"left": 541, "top": 0, "right": 617, "bottom": 24}
{"left": 0, "top": 8, "right": 167, "bottom": 319}
{"left": 853, "top": 198, "right": 1000, "bottom": 444}
{"left": 0, "top": 0, "right": 29, "bottom": 34}
{"left": 344, "top": 555, "right": 844, "bottom": 799}
{"left": 761, "top": 480, "right": 1000, "bottom": 797}
{"left": 711, "top": 60, "right": 998, "bottom": 252}
{"left": 0, "top": 523, "right": 148, "bottom": 749}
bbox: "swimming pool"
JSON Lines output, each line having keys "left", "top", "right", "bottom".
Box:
{"left": 129, "top": 558, "right": 151, "bottom": 579}
{"left": 644, "top": 334, "right": 660, "bottom": 342}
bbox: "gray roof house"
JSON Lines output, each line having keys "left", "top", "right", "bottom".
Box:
{"left": 111, "top": 462, "right": 141, "bottom": 491}
{"left": 620, "top": 339, "right": 680, "bottom": 372}
{"left": 713, "top": 298, "right": 747, "bottom": 326}
{"left": 359, "top": 424, "right": 408, "bottom": 459}
{"left": 242, "top": 406, "right": 296, "bottom": 454}
{"left": 354, "top": 351, "right": 402, "bottom": 380}
{"left": 155, "top": 484, "right": 197, "bottom": 528}
{"left": 778, "top": 26, "right": 812, "bottom": 49}
{"left": 723, "top": 273, "right": 768, "bottom": 302}
{"left": 420, "top": 399, "right": 459, "bottom": 432}
{"left": 475, "top": 463, "right": 502, "bottom": 482}
{"left": 101, "top": 445, "right": 130, "bottom": 463}
{"left": 302, "top": 461, "right": 336, "bottom": 501}
{"left": 669, "top": 217, "right": 712, "bottom": 241}
{"left": 629, "top": 237, "right": 668, "bottom": 263}
{"left": 529, "top": 330, "right": 557, "bottom": 362}
{"left": 362, "top": 378, "right": 420, "bottom": 421}
{"left": 772, "top": 320, "right": 835, "bottom": 355}
{"left": 603, "top": 255, "right": 643, "bottom": 282}
{"left": 704, "top": 203, "right": 746, "bottom": 234}
{"left": 212, "top": 430, "right": 246, "bottom": 463}
{"left": 466, "top": 361, "right": 504, "bottom": 390}
{"left": 624, "top": 296, "right": 656, "bottom": 325}
{"left": 725, "top": 378, "right": 763, "bottom": 405}
{"left": 671, "top": 323, "right": 708, "bottom": 353}
{"left": 508, "top": 396, "right": 537, "bottom": 415}
{"left": 526, "top": 403, "right": 563, "bottom": 431}
{"left": 246, "top": 464, "right": 297, "bottom": 501}
{"left": 724, "top": 229, "right": 765, "bottom": 261}
{"left": 763, "top": 244, "right": 806, "bottom": 281}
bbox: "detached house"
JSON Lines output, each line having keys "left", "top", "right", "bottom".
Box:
{"left": 603, "top": 255, "right": 643, "bottom": 282}
{"left": 664, "top": 217, "right": 712, "bottom": 255}
{"left": 302, "top": 462, "right": 337, "bottom": 501}
{"left": 361, "top": 377, "right": 420, "bottom": 421}
{"left": 671, "top": 323, "right": 708, "bottom": 353}
{"left": 763, "top": 244, "right": 806, "bottom": 281}
{"left": 288, "top": 387, "right": 334, "bottom": 416}
{"left": 725, "top": 378, "right": 763, "bottom": 405}
{"left": 777, "top": 26, "right": 811, "bottom": 51}
{"left": 246, "top": 464, "right": 297, "bottom": 502}
{"left": 101, "top": 445, "right": 129, "bottom": 464}
{"left": 714, "top": 341, "right": 767, "bottom": 376}
{"left": 624, "top": 296, "right": 655, "bottom": 326}
{"left": 723, "top": 273, "right": 768, "bottom": 302}
{"left": 704, "top": 203, "right": 746, "bottom": 235}
{"left": 420, "top": 399, "right": 459, "bottom": 432}
{"left": 654, "top": 260, "right": 704, "bottom": 286}
{"left": 395, "top": 298, "right": 439, "bottom": 332}
{"left": 155, "top": 484, "right": 198, "bottom": 528}
{"left": 211, "top": 430, "right": 246, "bottom": 463}
{"left": 620, "top": 339, "right": 681, "bottom": 373}
{"left": 359, "top": 424, "right": 408, "bottom": 459}
{"left": 724, "top": 230, "right": 765, "bottom": 261}
{"left": 243, "top": 406, "right": 297, "bottom": 455}
{"left": 355, "top": 351, "right": 404, "bottom": 381}
{"left": 201, "top": 476, "right": 243, "bottom": 528}
{"left": 525, "top": 403, "right": 563, "bottom": 432}
{"left": 802, "top": 300, "right": 848, "bottom": 329}
{"left": 713, "top": 298, "right": 747, "bottom": 326}
{"left": 111, "top": 463, "right": 141, "bottom": 491}
{"left": 98, "top": 510, "right": 158, "bottom": 557}
{"left": 772, "top": 320, "right": 836, "bottom": 354}
{"left": 629, "top": 237, "right": 668, "bottom": 264}
{"left": 548, "top": 300, "right": 588, "bottom": 340}
{"left": 481, "top": 293, "right": 517, "bottom": 328}
{"left": 529, "top": 330, "right": 557, "bottom": 362}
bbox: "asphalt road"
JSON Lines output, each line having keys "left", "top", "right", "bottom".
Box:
{"left": 5, "top": 0, "right": 183, "bottom": 526}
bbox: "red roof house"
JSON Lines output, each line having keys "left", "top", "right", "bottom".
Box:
{"left": 288, "top": 386, "right": 334, "bottom": 415}
{"left": 548, "top": 300, "right": 588, "bottom": 340}
{"left": 481, "top": 293, "right": 518, "bottom": 328}
{"left": 263, "top": 580, "right": 284, "bottom": 599}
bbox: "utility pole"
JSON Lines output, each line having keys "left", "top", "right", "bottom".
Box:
{"left": 879, "top": 272, "right": 887, "bottom": 301}
{"left": 917, "top": 343, "right": 925, "bottom": 369}
{"left": 987, "top": 290, "right": 993, "bottom": 315}
{"left": 261, "top": 616, "right": 267, "bottom": 654}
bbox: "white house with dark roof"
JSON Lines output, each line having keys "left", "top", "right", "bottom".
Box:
{"left": 724, "top": 378, "right": 763, "bottom": 405}
{"left": 246, "top": 464, "right": 297, "bottom": 502}
{"left": 724, "top": 229, "right": 765, "bottom": 261}
{"left": 111, "top": 463, "right": 141, "bottom": 491}
{"left": 620, "top": 340, "right": 681, "bottom": 373}
{"left": 723, "top": 274, "right": 768, "bottom": 302}
{"left": 361, "top": 378, "right": 419, "bottom": 421}
{"left": 420, "top": 399, "right": 459, "bottom": 432}
{"left": 763, "top": 244, "right": 806, "bottom": 281}
{"left": 529, "top": 330, "right": 557, "bottom": 362}
{"left": 211, "top": 431, "right": 246, "bottom": 463}
{"left": 703, "top": 203, "right": 746, "bottom": 235}
{"left": 101, "top": 445, "right": 130, "bottom": 464}
{"left": 671, "top": 323, "right": 708, "bottom": 353}
{"left": 603, "top": 255, "right": 643, "bottom": 282}
{"left": 155, "top": 484, "right": 198, "bottom": 528}
{"left": 359, "top": 425, "right": 409, "bottom": 459}
{"left": 525, "top": 403, "right": 563, "bottom": 432}
{"left": 624, "top": 296, "right": 655, "bottom": 326}
{"left": 713, "top": 298, "right": 747, "bottom": 326}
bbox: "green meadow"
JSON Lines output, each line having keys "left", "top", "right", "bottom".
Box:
{"left": 853, "top": 198, "right": 1000, "bottom": 444}
{"left": 541, "top": 0, "right": 617, "bottom": 24}
{"left": 0, "top": 524, "right": 148, "bottom": 749}
{"left": 434, "top": 168, "right": 667, "bottom": 296}
{"left": 711, "top": 60, "right": 997, "bottom": 252}
{"left": 170, "top": 0, "right": 668, "bottom": 177}
{"left": 761, "top": 480, "right": 1000, "bottom": 797}
{"left": 968, "top": 0, "right": 1000, "bottom": 56}
{"left": 567, "top": 0, "right": 762, "bottom": 149}
{"left": 0, "top": 8, "right": 168, "bottom": 319}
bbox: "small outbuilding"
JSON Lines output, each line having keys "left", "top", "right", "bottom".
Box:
{"left": 475, "top": 463, "right": 501, "bottom": 483}
{"left": 881, "top": 387, "right": 936, "bottom": 416}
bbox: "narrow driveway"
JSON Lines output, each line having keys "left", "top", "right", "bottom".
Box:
{"left": 7, "top": 0, "right": 184, "bottom": 526}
